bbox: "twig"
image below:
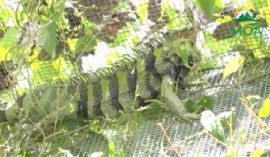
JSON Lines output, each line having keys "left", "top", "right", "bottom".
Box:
{"left": 178, "top": 131, "right": 204, "bottom": 145}
{"left": 44, "top": 125, "right": 89, "bottom": 142}
{"left": 144, "top": 99, "right": 164, "bottom": 105}
{"left": 157, "top": 123, "right": 182, "bottom": 157}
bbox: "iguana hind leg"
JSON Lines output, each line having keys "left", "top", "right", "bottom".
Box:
{"left": 161, "top": 75, "right": 200, "bottom": 122}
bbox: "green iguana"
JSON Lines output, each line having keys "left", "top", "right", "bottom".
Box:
{"left": 0, "top": 30, "right": 200, "bottom": 123}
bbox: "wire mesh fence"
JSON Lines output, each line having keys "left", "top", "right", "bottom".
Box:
{"left": 0, "top": 0, "right": 270, "bottom": 156}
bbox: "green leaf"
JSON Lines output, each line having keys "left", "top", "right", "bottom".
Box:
{"left": 197, "top": 96, "right": 213, "bottom": 108}
{"left": 135, "top": 0, "right": 149, "bottom": 20}
{"left": 194, "top": 0, "right": 215, "bottom": 19}
{"left": 258, "top": 98, "right": 270, "bottom": 118}
{"left": 161, "top": 0, "right": 170, "bottom": 19}
{"left": 37, "top": 21, "right": 57, "bottom": 59}
{"left": 217, "top": 108, "right": 236, "bottom": 130}
{"left": 184, "top": 99, "right": 198, "bottom": 112}
{"left": 0, "top": 28, "right": 18, "bottom": 45}
{"left": 211, "top": 118, "right": 226, "bottom": 142}
{"left": 0, "top": 9, "right": 9, "bottom": 21}
{"left": 108, "top": 140, "right": 121, "bottom": 157}
{"left": 201, "top": 111, "right": 225, "bottom": 142}
{"left": 194, "top": 0, "right": 224, "bottom": 20}
{"left": 0, "top": 27, "right": 18, "bottom": 60}
{"left": 179, "top": 48, "right": 190, "bottom": 68}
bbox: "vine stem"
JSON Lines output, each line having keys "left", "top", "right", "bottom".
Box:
{"left": 157, "top": 123, "right": 182, "bottom": 157}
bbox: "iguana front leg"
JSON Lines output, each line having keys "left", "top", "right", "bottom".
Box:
{"left": 161, "top": 75, "right": 200, "bottom": 122}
